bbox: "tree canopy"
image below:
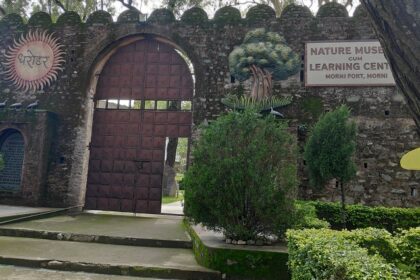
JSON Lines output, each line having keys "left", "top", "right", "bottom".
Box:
{"left": 304, "top": 105, "right": 357, "bottom": 188}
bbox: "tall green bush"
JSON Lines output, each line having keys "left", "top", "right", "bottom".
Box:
{"left": 304, "top": 105, "right": 357, "bottom": 227}
{"left": 184, "top": 110, "right": 297, "bottom": 240}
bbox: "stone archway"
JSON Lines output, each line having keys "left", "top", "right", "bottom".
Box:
{"left": 0, "top": 129, "right": 25, "bottom": 194}
{"left": 85, "top": 37, "right": 194, "bottom": 214}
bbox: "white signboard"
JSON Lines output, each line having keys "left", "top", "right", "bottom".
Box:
{"left": 305, "top": 41, "right": 395, "bottom": 87}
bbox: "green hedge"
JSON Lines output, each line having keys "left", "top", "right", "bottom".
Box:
{"left": 396, "top": 227, "right": 420, "bottom": 275}
{"left": 305, "top": 200, "right": 420, "bottom": 232}
{"left": 293, "top": 201, "right": 330, "bottom": 230}
{"left": 287, "top": 228, "right": 411, "bottom": 280}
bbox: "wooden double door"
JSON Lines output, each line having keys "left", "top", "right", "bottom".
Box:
{"left": 85, "top": 38, "right": 193, "bottom": 213}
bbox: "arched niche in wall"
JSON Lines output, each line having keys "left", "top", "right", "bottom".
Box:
{"left": 0, "top": 129, "right": 25, "bottom": 194}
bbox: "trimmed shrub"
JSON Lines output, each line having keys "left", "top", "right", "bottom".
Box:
{"left": 396, "top": 227, "right": 420, "bottom": 275}
{"left": 184, "top": 110, "right": 297, "bottom": 240}
{"left": 347, "top": 228, "right": 399, "bottom": 262}
{"left": 287, "top": 229, "right": 410, "bottom": 280}
{"left": 306, "top": 200, "right": 420, "bottom": 232}
{"left": 293, "top": 201, "right": 330, "bottom": 230}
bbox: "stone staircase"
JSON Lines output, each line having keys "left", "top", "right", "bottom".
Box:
{"left": 0, "top": 211, "right": 220, "bottom": 280}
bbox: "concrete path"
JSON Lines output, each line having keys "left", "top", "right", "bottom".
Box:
{"left": 161, "top": 201, "right": 184, "bottom": 215}
{"left": 0, "top": 205, "right": 60, "bottom": 220}
{"left": 0, "top": 265, "right": 161, "bottom": 280}
{"left": 0, "top": 236, "right": 219, "bottom": 279}
{"left": 0, "top": 213, "right": 189, "bottom": 242}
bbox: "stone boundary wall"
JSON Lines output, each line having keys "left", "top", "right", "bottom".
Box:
{"left": 0, "top": 3, "right": 418, "bottom": 207}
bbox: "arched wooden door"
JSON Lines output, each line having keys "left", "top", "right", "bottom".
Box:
{"left": 85, "top": 38, "right": 193, "bottom": 214}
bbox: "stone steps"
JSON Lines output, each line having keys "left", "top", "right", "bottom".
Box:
{"left": 0, "top": 264, "right": 165, "bottom": 280}
{"left": 0, "top": 213, "right": 192, "bottom": 249}
{"left": 0, "top": 227, "right": 192, "bottom": 249}
{"left": 0, "top": 236, "right": 220, "bottom": 280}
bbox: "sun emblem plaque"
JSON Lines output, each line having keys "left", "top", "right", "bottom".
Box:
{"left": 3, "top": 30, "right": 65, "bottom": 92}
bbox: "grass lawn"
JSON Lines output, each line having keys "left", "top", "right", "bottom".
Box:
{"left": 162, "top": 190, "right": 184, "bottom": 204}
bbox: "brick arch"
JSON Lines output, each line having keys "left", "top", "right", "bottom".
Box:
{"left": 85, "top": 37, "right": 194, "bottom": 213}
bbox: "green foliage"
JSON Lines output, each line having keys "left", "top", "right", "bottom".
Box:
{"left": 347, "top": 228, "right": 400, "bottom": 262}
{"left": 395, "top": 227, "right": 420, "bottom": 275}
{"left": 229, "top": 28, "right": 300, "bottom": 82}
{"left": 0, "top": 153, "right": 4, "bottom": 171}
{"left": 300, "top": 96, "right": 324, "bottom": 121}
{"left": 221, "top": 94, "right": 292, "bottom": 111}
{"left": 1, "top": 0, "right": 30, "bottom": 19}
{"left": 287, "top": 228, "right": 410, "bottom": 280}
{"left": 307, "top": 200, "right": 420, "bottom": 232}
{"left": 31, "top": 0, "right": 115, "bottom": 22}
{"left": 184, "top": 110, "right": 297, "bottom": 240}
{"left": 293, "top": 201, "right": 330, "bottom": 230}
{"left": 304, "top": 105, "right": 357, "bottom": 187}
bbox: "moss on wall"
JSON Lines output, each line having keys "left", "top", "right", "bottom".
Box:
{"left": 184, "top": 220, "right": 290, "bottom": 279}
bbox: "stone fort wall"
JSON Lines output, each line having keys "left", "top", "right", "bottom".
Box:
{"left": 0, "top": 2, "right": 418, "bottom": 207}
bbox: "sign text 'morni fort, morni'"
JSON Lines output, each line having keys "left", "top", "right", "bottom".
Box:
{"left": 305, "top": 41, "right": 396, "bottom": 87}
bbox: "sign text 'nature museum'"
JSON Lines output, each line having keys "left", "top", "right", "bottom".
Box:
{"left": 305, "top": 41, "right": 396, "bottom": 87}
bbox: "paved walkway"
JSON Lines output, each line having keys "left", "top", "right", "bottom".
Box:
{"left": 0, "top": 265, "right": 160, "bottom": 280}
{"left": 0, "top": 212, "right": 189, "bottom": 241}
{"left": 0, "top": 236, "right": 206, "bottom": 271}
{"left": 0, "top": 205, "right": 59, "bottom": 220}
{"left": 161, "top": 201, "right": 184, "bottom": 215}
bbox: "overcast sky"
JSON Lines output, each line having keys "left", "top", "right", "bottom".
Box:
{"left": 113, "top": 0, "right": 361, "bottom": 18}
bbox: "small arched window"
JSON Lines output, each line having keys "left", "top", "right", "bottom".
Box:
{"left": 0, "top": 129, "right": 25, "bottom": 193}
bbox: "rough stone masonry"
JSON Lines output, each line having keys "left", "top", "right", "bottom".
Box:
{"left": 0, "top": 2, "right": 418, "bottom": 208}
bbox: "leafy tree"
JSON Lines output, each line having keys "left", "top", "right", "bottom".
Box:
{"left": 360, "top": 0, "right": 420, "bottom": 132}
{"left": 229, "top": 28, "right": 300, "bottom": 100}
{"left": 0, "top": 0, "right": 30, "bottom": 19}
{"left": 184, "top": 110, "right": 297, "bottom": 241}
{"left": 303, "top": 105, "right": 357, "bottom": 228}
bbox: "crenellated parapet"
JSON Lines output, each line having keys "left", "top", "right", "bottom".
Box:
{"left": 0, "top": 3, "right": 417, "bottom": 209}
